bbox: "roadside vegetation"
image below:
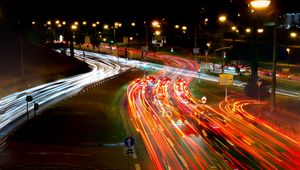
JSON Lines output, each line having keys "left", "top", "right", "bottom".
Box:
{"left": 0, "top": 41, "right": 91, "bottom": 98}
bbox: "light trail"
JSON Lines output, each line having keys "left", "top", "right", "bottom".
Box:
{"left": 0, "top": 50, "right": 130, "bottom": 130}
{"left": 126, "top": 52, "right": 300, "bottom": 169}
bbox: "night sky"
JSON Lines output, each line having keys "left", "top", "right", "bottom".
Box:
{"left": 3, "top": 0, "right": 242, "bottom": 20}
{"left": 1, "top": 0, "right": 300, "bottom": 23}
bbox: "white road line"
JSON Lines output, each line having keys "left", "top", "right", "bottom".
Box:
{"left": 166, "top": 137, "right": 175, "bottom": 147}
{"left": 178, "top": 154, "right": 188, "bottom": 168}
{"left": 135, "top": 164, "right": 141, "bottom": 170}
{"left": 133, "top": 152, "right": 137, "bottom": 159}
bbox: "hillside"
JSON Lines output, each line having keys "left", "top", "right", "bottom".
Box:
{"left": 0, "top": 38, "right": 91, "bottom": 98}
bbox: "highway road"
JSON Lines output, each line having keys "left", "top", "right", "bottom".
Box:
{"left": 126, "top": 52, "right": 300, "bottom": 169}
{"left": 0, "top": 50, "right": 130, "bottom": 131}
{"left": 1, "top": 48, "right": 300, "bottom": 169}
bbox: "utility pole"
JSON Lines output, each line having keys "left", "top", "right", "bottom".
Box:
{"left": 194, "top": 24, "right": 197, "bottom": 61}
{"left": 271, "top": 14, "right": 278, "bottom": 114}
{"left": 19, "top": 20, "right": 24, "bottom": 76}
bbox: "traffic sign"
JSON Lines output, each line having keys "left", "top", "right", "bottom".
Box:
{"left": 256, "top": 80, "right": 262, "bottom": 88}
{"left": 193, "top": 48, "right": 199, "bottom": 54}
{"left": 125, "top": 148, "right": 134, "bottom": 155}
{"left": 26, "top": 95, "right": 33, "bottom": 102}
{"left": 219, "top": 74, "right": 233, "bottom": 85}
{"left": 201, "top": 96, "right": 207, "bottom": 104}
{"left": 34, "top": 103, "right": 39, "bottom": 110}
{"left": 124, "top": 136, "right": 135, "bottom": 148}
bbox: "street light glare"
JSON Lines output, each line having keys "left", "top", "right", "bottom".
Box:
{"left": 218, "top": 16, "right": 227, "bottom": 22}
{"left": 257, "top": 28, "right": 264, "bottom": 33}
{"left": 250, "top": 0, "right": 271, "bottom": 9}
{"left": 290, "top": 32, "right": 297, "bottom": 38}
{"left": 71, "top": 25, "right": 77, "bottom": 30}
{"left": 152, "top": 21, "right": 159, "bottom": 27}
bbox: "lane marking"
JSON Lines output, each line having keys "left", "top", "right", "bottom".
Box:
{"left": 27, "top": 152, "right": 91, "bottom": 157}
{"left": 135, "top": 164, "right": 141, "bottom": 170}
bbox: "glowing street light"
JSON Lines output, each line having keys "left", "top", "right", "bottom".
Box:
{"left": 218, "top": 15, "right": 227, "bottom": 23}
{"left": 250, "top": 0, "right": 271, "bottom": 9}
{"left": 231, "top": 26, "right": 237, "bottom": 31}
{"left": 71, "top": 25, "right": 77, "bottom": 30}
{"left": 103, "top": 24, "right": 109, "bottom": 30}
{"left": 290, "top": 32, "right": 297, "bottom": 38}
{"left": 152, "top": 21, "right": 159, "bottom": 27}
{"left": 257, "top": 28, "right": 264, "bottom": 33}
{"left": 154, "top": 30, "right": 161, "bottom": 36}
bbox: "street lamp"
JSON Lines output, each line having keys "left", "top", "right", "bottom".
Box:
{"left": 250, "top": 0, "right": 275, "bottom": 114}
{"left": 250, "top": 0, "right": 271, "bottom": 9}
{"left": 290, "top": 32, "right": 297, "bottom": 38}
{"left": 70, "top": 24, "right": 77, "bottom": 57}
{"left": 218, "top": 15, "right": 227, "bottom": 73}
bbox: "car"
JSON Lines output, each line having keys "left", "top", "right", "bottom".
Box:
{"left": 288, "top": 74, "right": 300, "bottom": 80}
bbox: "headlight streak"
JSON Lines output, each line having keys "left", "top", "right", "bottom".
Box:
{"left": 0, "top": 50, "right": 129, "bottom": 131}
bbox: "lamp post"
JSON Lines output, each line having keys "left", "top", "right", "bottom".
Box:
{"left": 218, "top": 15, "right": 227, "bottom": 73}
{"left": 250, "top": 0, "right": 277, "bottom": 114}
{"left": 70, "top": 24, "right": 77, "bottom": 57}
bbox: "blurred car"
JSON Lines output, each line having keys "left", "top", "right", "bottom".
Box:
{"left": 288, "top": 74, "right": 300, "bottom": 80}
